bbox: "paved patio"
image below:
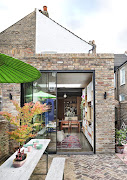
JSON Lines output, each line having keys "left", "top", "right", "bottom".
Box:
{"left": 116, "top": 144, "right": 127, "bottom": 165}
{"left": 30, "top": 153, "right": 127, "bottom": 180}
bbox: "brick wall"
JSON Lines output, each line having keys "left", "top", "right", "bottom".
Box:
{"left": 120, "top": 102, "right": 127, "bottom": 126}
{"left": 0, "top": 51, "right": 115, "bottom": 153}
{"left": 0, "top": 83, "right": 20, "bottom": 157}
{"left": 115, "top": 63, "right": 127, "bottom": 128}
{"left": 0, "top": 10, "right": 36, "bottom": 55}
{"left": 0, "top": 9, "right": 36, "bottom": 155}
{"left": 118, "top": 64, "right": 127, "bottom": 100}
{"left": 0, "top": 120, "right": 9, "bottom": 160}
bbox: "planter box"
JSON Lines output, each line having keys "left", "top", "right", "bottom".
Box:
{"left": 116, "top": 145, "right": 124, "bottom": 154}
{"left": 13, "top": 153, "right": 27, "bottom": 168}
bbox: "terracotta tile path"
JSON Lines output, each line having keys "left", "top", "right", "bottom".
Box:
{"left": 30, "top": 153, "right": 127, "bottom": 180}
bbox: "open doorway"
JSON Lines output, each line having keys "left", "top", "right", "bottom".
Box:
{"left": 22, "top": 71, "right": 95, "bottom": 154}
{"left": 57, "top": 72, "right": 94, "bottom": 153}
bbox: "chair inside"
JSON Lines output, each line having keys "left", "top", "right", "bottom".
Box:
{"left": 61, "top": 120, "right": 70, "bottom": 133}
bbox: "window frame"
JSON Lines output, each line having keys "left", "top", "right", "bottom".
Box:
{"left": 120, "top": 67, "right": 125, "bottom": 86}
{"left": 119, "top": 94, "right": 125, "bottom": 102}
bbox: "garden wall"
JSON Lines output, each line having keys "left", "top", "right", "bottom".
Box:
{"left": 0, "top": 120, "right": 9, "bottom": 160}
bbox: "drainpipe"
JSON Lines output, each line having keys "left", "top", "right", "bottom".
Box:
{"left": 116, "top": 68, "right": 121, "bottom": 129}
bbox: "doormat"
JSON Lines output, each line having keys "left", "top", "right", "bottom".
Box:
{"left": 57, "top": 135, "right": 82, "bottom": 149}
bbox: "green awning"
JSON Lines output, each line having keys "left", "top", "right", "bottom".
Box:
{"left": 26, "top": 91, "right": 56, "bottom": 99}
{"left": 0, "top": 53, "right": 41, "bottom": 83}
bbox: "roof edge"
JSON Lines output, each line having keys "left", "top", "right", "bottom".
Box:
{"left": 0, "top": 9, "right": 36, "bottom": 34}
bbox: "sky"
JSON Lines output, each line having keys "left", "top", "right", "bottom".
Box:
{"left": 0, "top": 0, "right": 127, "bottom": 54}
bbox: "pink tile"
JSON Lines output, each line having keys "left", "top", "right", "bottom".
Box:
{"left": 116, "top": 144, "right": 127, "bottom": 164}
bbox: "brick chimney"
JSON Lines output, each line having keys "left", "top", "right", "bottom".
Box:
{"left": 39, "top": 6, "right": 49, "bottom": 17}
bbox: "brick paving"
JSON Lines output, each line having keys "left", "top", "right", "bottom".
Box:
{"left": 116, "top": 144, "right": 127, "bottom": 165}
{"left": 30, "top": 154, "right": 127, "bottom": 180}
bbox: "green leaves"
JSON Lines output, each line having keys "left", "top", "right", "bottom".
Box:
{"left": 115, "top": 128, "right": 127, "bottom": 146}
{"left": 0, "top": 53, "right": 41, "bottom": 83}
{"left": 0, "top": 100, "right": 48, "bottom": 145}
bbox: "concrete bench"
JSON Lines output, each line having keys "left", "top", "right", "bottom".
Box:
{"left": 45, "top": 157, "right": 65, "bottom": 180}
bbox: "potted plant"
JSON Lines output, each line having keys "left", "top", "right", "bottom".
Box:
{"left": 0, "top": 100, "right": 48, "bottom": 167}
{"left": 115, "top": 128, "right": 127, "bottom": 154}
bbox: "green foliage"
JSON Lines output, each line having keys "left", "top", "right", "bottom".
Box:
{"left": 0, "top": 101, "right": 48, "bottom": 146}
{"left": 115, "top": 128, "right": 127, "bottom": 146}
{"left": 33, "top": 114, "right": 45, "bottom": 133}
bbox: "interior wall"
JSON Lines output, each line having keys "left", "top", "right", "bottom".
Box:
{"left": 57, "top": 98, "right": 64, "bottom": 120}
{"left": 57, "top": 96, "right": 82, "bottom": 120}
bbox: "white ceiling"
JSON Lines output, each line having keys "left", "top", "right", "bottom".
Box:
{"left": 57, "top": 73, "right": 92, "bottom": 88}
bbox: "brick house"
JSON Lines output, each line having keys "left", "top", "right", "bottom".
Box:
{"left": 114, "top": 54, "right": 127, "bottom": 129}
{"left": 0, "top": 7, "right": 115, "bottom": 159}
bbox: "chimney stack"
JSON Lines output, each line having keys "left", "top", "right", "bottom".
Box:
{"left": 43, "top": 6, "right": 47, "bottom": 11}
{"left": 39, "top": 6, "right": 49, "bottom": 17}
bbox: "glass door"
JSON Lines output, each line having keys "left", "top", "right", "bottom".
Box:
{"left": 22, "top": 72, "right": 57, "bottom": 153}
{"left": 22, "top": 71, "right": 95, "bottom": 154}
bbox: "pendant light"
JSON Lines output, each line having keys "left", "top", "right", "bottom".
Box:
{"left": 64, "top": 93, "right": 67, "bottom": 98}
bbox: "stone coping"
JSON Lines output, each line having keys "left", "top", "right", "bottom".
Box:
{"left": 0, "top": 50, "right": 114, "bottom": 59}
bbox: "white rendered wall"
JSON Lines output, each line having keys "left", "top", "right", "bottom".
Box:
{"left": 36, "top": 9, "right": 92, "bottom": 54}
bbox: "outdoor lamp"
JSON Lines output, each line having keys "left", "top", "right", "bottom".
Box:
{"left": 9, "top": 93, "right": 12, "bottom": 100}
{"left": 104, "top": 92, "right": 107, "bottom": 99}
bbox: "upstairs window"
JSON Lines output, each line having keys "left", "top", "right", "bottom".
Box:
{"left": 119, "top": 94, "right": 125, "bottom": 101}
{"left": 120, "top": 67, "right": 125, "bottom": 86}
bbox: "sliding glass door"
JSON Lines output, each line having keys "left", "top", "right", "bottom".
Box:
{"left": 22, "top": 72, "right": 57, "bottom": 153}
{"left": 22, "top": 70, "right": 95, "bottom": 154}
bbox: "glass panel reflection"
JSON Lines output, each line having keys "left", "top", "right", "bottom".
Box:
{"left": 24, "top": 72, "right": 57, "bottom": 153}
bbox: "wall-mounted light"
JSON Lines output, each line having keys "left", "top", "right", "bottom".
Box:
{"left": 104, "top": 92, "right": 107, "bottom": 99}
{"left": 9, "top": 93, "right": 12, "bottom": 100}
